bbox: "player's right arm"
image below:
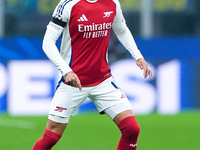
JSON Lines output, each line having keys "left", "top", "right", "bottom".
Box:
{"left": 43, "top": 22, "right": 72, "bottom": 76}
{"left": 43, "top": 0, "right": 70, "bottom": 76}
{"left": 42, "top": 0, "right": 82, "bottom": 89}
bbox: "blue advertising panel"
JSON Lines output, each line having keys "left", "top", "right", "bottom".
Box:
{"left": 0, "top": 36, "right": 200, "bottom": 115}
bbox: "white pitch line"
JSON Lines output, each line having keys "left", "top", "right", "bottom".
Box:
{"left": 0, "top": 118, "right": 36, "bottom": 130}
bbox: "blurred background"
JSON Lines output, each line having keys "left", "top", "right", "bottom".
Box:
{"left": 0, "top": 0, "right": 200, "bottom": 115}
{"left": 0, "top": 0, "right": 200, "bottom": 150}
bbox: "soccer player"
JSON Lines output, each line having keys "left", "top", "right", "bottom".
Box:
{"left": 33, "top": 0, "right": 153, "bottom": 149}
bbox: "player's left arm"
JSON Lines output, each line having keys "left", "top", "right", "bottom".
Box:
{"left": 112, "top": 0, "right": 153, "bottom": 79}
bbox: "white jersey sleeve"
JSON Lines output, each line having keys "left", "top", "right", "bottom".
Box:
{"left": 43, "top": 22, "right": 72, "bottom": 76}
{"left": 112, "top": 0, "right": 143, "bottom": 60}
{"left": 42, "top": 0, "right": 74, "bottom": 76}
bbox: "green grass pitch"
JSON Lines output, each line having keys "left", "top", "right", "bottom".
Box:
{"left": 0, "top": 111, "right": 200, "bottom": 150}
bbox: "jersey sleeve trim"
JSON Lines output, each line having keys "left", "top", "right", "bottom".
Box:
{"left": 56, "top": 0, "right": 73, "bottom": 16}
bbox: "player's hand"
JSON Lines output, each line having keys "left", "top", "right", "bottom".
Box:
{"left": 136, "top": 58, "right": 153, "bottom": 79}
{"left": 64, "top": 71, "right": 82, "bottom": 91}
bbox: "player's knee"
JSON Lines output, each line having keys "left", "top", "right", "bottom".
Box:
{"left": 122, "top": 122, "right": 140, "bottom": 141}
{"left": 118, "top": 116, "right": 140, "bottom": 142}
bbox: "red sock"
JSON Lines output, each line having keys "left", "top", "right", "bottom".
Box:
{"left": 117, "top": 116, "right": 140, "bottom": 150}
{"left": 33, "top": 129, "right": 62, "bottom": 150}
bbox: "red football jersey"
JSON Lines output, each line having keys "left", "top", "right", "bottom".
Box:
{"left": 43, "top": 0, "right": 143, "bottom": 86}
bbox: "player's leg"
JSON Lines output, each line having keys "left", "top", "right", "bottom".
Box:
{"left": 104, "top": 104, "right": 140, "bottom": 150}
{"left": 46, "top": 119, "right": 67, "bottom": 135}
{"left": 90, "top": 77, "right": 140, "bottom": 150}
{"left": 33, "top": 82, "right": 88, "bottom": 150}
{"left": 32, "top": 120, "right": 67, "bottom": 150}
{"left": 113, "top": 109, "right": 140, "bottom": 150}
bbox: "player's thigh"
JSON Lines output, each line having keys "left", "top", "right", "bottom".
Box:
{"left": 49, "top": 82, "right": 88, "bottom": 123}
{"left": 90, "top": 77, "right": 133, "bottom": 119}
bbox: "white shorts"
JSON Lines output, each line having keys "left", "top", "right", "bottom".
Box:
{"left": 48, "top": 77, "right": 132, "bottom": 123}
